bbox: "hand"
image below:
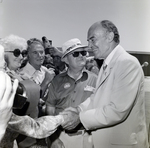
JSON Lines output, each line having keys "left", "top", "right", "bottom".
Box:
{"left": 44, "top": 71, "right": 54, "bottom": 84}
{"left": 64, "top": 107, "right": 80, "bottom": 114}
{"left": 0, "top": 71, "right": 18, "bottom": 140}
{"left": 49, "top": 47, "right": 63, "bottom": 57}
{"left": 60, "top": 109, "right": 80, "bottom": 130}
{"left": 51, "top": 138, "right": 65, "bottom": 148}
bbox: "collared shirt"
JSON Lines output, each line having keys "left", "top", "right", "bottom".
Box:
{"left": 103, "top": 45, "right": 119, "bottom": 66}
{"left": 20, "top": 62, "right": 54, "bottom": 85}
{"left": 46, "top": 70, "right": 97, "bottom": 115}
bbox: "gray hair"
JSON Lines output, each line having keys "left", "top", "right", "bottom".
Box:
{"left": 101, "top": 20, "right": 120, "bottom": 44}
{"left": 0, "top": 34, "right": 27, "bottom": 52}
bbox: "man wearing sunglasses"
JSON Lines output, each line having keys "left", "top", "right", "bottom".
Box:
{"left": 45, "top": 38, "right": 97, "bottom": 148}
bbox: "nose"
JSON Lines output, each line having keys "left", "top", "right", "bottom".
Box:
{"left": 19, "top": 54, "right": 23, "bottom": 60}
{"left": 38, "top": 52, "right": 44, "bottom": 57}
{"left": 78, "top": 53, "right": 83, "bottom": 57}
{"left": 88, "top": 41, "right": 92, "bottom": 48}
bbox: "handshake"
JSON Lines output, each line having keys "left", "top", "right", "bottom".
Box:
{"left": 8, "top": 106, "right": 81, "bottom": 139}
{"left": 59, "top": 107, "right": 81, "bottom": 130}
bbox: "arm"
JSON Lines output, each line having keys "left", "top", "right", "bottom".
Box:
{"left": 0, "top": 72, "right": 18, "bottom": 141}
{"left": 8, "top": 113, "right": 64, "bottom": 139}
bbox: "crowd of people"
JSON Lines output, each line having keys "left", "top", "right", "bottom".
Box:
{"left": 0, "top": 20, "right": 149, "bottom": 148}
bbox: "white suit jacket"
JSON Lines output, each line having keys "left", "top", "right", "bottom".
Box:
{"left": 79, "top": 45, "right": 149, "bottom": 148}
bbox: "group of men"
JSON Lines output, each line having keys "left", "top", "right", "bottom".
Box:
{"left": 0, "top": 20, "right": 149, "bottom": 148}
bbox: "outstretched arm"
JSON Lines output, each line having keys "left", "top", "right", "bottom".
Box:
{"left": 8, "top": 113, "right": 64, "bottom": 139}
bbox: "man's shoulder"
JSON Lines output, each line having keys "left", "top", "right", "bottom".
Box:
{"left": 84, "top": 69, "right": 97, "bottom": 79}
{"left": 51, "top": 71, "right": 68, "bottom": 83}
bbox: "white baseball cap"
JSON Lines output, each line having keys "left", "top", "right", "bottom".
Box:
{"left": 61, "top": 38, "right": 87, "bottom": 59}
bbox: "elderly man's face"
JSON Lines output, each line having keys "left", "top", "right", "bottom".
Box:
{"left": 87, "top": 24, "right": 109, "bottom": 59}
{"left": 28, "top": 43, "right": 45, "bottom": 68}
{"left": 66, "top": 48, "right": 87, "bottom": 70}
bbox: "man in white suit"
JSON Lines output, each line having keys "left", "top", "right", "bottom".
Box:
{"left": 61, "top": 20, "right": 149, "bottom": 148}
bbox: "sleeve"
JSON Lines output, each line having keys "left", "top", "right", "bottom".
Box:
{"left": 78, "top": 97, "right": 92, "bottom": 111}
{"left": 80, "top": 59, "right": 143, "bottom": 130}
{"left": 8, "top": 113, "right": 64, "bottom": 138}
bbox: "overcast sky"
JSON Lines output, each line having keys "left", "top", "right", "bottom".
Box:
{"left": 0, "top": 0, "right": 150, "bottom": 52}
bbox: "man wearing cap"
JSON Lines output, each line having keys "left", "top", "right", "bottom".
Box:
{"left": 45, "top": 38, "right": 97, "bottom": 148}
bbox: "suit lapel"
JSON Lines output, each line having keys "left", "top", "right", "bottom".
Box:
{"left": 95, "top": 65, "right": 111, "bottom": 91}
{"left": 95, "top": 45, "right": 125, "bottom": 91}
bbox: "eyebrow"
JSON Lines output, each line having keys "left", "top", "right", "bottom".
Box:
{"left": 87, "top": 36, "right": 94, "bottom": 42}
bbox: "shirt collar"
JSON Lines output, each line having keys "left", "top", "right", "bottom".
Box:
{"left": 104, "top": 44, "right": 119, "bottom": 66}
{"left": 61, "top": 69, "right": 88, "bottom": 82}
{"left": 25, "top": 62, "right": 44, "bottom": 76}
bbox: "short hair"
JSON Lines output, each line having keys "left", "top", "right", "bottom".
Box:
{"left": 27, "top": 38, "right": 44, "bottom": 52}
{"left": 0, "top": 34, "right": 27, "bottom": 52}
{"left": 101, "top": 20, "right": 120, "bottom": 44}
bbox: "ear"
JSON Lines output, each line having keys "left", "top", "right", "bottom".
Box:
{"left": 61, "top": 56, "right": 68, "bottom": 64}
{"left": 107, "top": 32, "right": 114, "bottom": 43}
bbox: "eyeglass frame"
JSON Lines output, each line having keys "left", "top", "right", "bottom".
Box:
{"left": 71, "top": 50, "right": 87, "bottom": 58}
{"left": 5, "top": 49, "right": 28, "bottom": 58}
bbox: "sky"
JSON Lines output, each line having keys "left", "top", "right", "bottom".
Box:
{"left": 0, "top": 0, "right": 150, "bottom": 52}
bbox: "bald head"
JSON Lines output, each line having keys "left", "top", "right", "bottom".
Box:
{"left": 88, "top": 20, "right": 120, "bottom": 44}
{"left": 87, "top": 20, "right": 120, "bottom": 59}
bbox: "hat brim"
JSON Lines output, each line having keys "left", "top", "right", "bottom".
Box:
{"left": 61, "top": 45, "right": 88, "bottom": 60}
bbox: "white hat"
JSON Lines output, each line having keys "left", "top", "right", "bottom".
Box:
{"left": 0, "top": 45, "right": 5, "bottom": 69}
{"left": 61, "top": 38, "right": 87, "bottom": 59}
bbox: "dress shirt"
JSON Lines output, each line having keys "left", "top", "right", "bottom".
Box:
{"left": 103, "top": 45, "right": 119, "bottom": 67}
{"left": 19, "top": 62, "right": 54, "bottom": 85}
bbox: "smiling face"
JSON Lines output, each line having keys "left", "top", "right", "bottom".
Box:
{"left": 28, "top": 43, "right": 45, "bottom": 69}
{"left": 87, "top": 22, "right": 112, "bottom": 60}
{"left": 5, "top": 50, "right": 23, "bottom": 71}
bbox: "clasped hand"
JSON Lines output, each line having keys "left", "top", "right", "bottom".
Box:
{"left": 60, "top": 107, "right": 80, "bottom": 130}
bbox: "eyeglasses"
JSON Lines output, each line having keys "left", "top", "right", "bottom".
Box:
{"left": 5, "top": 49, "right": 28, "bottom": 57}
{"left": 72, "top": 51, "right": 87, "bottom": 57}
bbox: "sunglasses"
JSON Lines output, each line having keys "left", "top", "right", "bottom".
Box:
{"left": 72, "top": 51, "right": 87, "bottom": 57}
{"left": 5, "top": 49, "right": 28, "bottom": 57}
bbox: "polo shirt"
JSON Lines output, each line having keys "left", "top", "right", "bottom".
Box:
{"left": 46, "top": 70, "right": 97, "bottom": 115}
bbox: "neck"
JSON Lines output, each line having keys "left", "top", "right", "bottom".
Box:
{"left": 58, "top": 63, "right": 66, "bottom": 71}
{"left": 67, "top": 67, "right": 83, "bottom": 80}
{"left": 30, "top": 62, "right": 41, "bottom": 70}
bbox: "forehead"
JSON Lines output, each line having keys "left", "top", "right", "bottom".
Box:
{"left": 29, "top": 43, "right": 44, "bottom": 51}
{"left": 87, "top": 24, "right": 105, "bottom": 40}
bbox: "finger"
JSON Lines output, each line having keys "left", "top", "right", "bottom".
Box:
{"left": 8, "top": 79, "right": 18, "bottom": 107}
{"left": 64, "top": 107, "right": 78, "bottom": 113}
{"left": 63, "top": 125, "right": 74, "bottom": 130}
{"left": 61, "top": 121, "right": 72, "bottom": 129}
{"left": 64, "top": 107, "right": 73, "bottom": 111}
{"left": 59, "top": 111, "right": 70, "bottom": 115}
